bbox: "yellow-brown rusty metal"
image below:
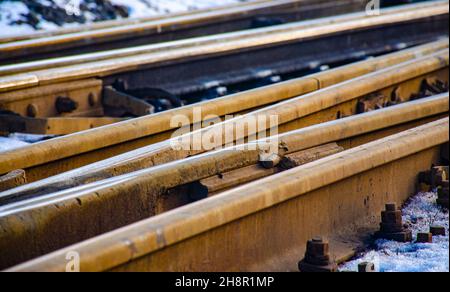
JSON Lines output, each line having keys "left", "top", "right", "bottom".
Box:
{"left": 0, "top": 116, "right": 125, "bottom": 135}
{"left": 0, "top": 170, "right": 27, "bottom": 193}
{"left": 0, "top": 0, "right": 430, "bottom": 76}
{"left": 0, "top": 79, "right": 103, "bottom": 118}
{"left": 0, "top": 0, "right": 369, "bottom": 63}
{"left": 191, "top": 143, "right": 344, "bottom": 197}
{"left": 0, "top": 0, "right": 279, "bottom": 44}
{"left": 0, "top": 94, "right": 447, "bottom": 269}
{"left": 0, "top": 2, "right": 448, "bottom": 92}
{"left": 5, "top": 49, "right": 448, "bottom": 191}
{"left": 0, "top": 41, "right": 447, "bottom": 180}
{"left": 7, "top": 118, "right": 448, "bottom": 272}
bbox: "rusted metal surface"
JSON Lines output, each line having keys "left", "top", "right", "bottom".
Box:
{"left": 0, "top": 95, "right": 447, "bottom": 270}
{"left": 6, "top": 118, "right": 448, "bottom": 272}
{"left": 0, "top": 79, "right": 103, "bottom": 118}
{"left": 0, "top": 0, "right": 278, "bottom": 44}
{"left": 1, "top": 5, "right": 446, "bottom": 137}
{"left": 0, "top": 116, "right": 124, "bottom": 135}
{"left": 0, "top": 2, "right": 448, "bottom": 94}
{"left": 190, "top": 143, "right": 343, "bottom": 197}
{"left": 375, "top": 203, "right": 412, "bottom": 242}
{"left": 0, "top": 1, "right": 439, "bottom": 77}
{"left": 0, "top": 170, "right": 27, "bottom": 193}
{"left": 298, "top": 238, "right": 338, "bottom": 272}
{"left": 0, "top": 0, "right": 370, "bottom": 65}
{"left": 0, "top": 43, "right": 447, "bottom": 181}
{"left": 279, "top": 143, "right": 344, "bottom": 169}
{"left": 430, "top": 226, "right": 446, "bottom": 236}
{"left": 1, "top": 52, "right": 448, "bottom": 198}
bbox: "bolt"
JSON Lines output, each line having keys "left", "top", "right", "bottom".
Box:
{"left": 358, "top": 262, "right": 375, "bottom": 273}
{"left": 88, "top": 93, "right": 97, "bottom": 107}
{"left": 430, "top": 226, "right": 446, "bottom": 236}
{"left": 416, "top": 233, "right": 433, "bottom": 243}
{"left": 26, "top": 104, "right": 38, "bottom": 118}
{"left": 385, "top": 203, "right": 397, "bottom": 212}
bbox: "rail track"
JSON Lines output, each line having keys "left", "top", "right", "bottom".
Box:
{"left": 8, "top": 117, "right": 448, "bottom": 272}
{"left": 0, "top": 2, "right": 447, "bottom": 140}
{"left": 0, "top": 0, "right": 371, "bottom": 65}
{"left": 0, "top": 1, "right": 448, "bottom": 272}
{"left": 0, "top": 39, "right": 447, "bottom": 182}
{"left": 0, "top": 47, "right": 448, "bottom": 269}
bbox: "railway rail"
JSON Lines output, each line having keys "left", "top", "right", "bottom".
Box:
{"left": 0, "top": 39, "right": 447, "bottom": 182}
{"left": 0, "top": 2, "right": 447, "bottom": 140}
{"left": 0, "top": 49, "right": 448, "bottom": 268}
{"left": 2, "top": 106, "right": 448, "bottom": 271}
{"left": 0, "top": 1, "right": 448, "bottom": 273}
{"left": 0, "top": 0, "right": 371, "bottom": 65}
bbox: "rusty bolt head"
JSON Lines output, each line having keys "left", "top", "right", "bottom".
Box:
{"left": 312, "top": 237, "right": 323, "bottom": 243}
{"left": 430, "top": 226, "right": 446, "bottom": 236}
{"left": 88, "top": 93, "right": 97, "bottom": 107}
{"left": 381, "top": 210, "right": 402, "bottom": 223}
{"left": 385, "top": 203, "right": 397, "bottom": 212}
{"left": 26, "top": 104, "right": 38, "bottom": 118}
{"left": 416, "top": 233, "right": 433, "bottom": 243}
{"left": 358, "top": 262, "right": 376, "bottom": 273}
{"left": 306, "top": 238, "right": 329, "bottom": 257}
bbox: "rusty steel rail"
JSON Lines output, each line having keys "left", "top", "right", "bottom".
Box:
{"left": 0, "top": 2, "right": 447, "bottom": 91}
{"left": 0, "top": 92, "right": 447, "bottom": 269}
{"left": 0, "top": 40, "right": 447, "bottom": 182}
{"left": 0, "top": 0, "right": 279, "bottom": 44}
{"left": 0, "top": 0, "right": 370, "bottom": 65}
{"left": 1, "top": 1, "right": 442, "bottom": 77}
{"left": 4, "top": 118, "right": 449, "bottom": 272}
{"left": 0, "top": 3, "right": 447, "bottom": 139}
{"left": 0, "top": 48, "right": 446, "bottom": 195}
{"left": 0, "top": 0, "right": 276, "bottom": 43}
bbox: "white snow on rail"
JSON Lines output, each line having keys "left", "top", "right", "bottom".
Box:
{"left": 340, "top": 192, "right": 449, "bottom": 272}
{"left": 0, "top": 136, "right": 28, "bottom": 152}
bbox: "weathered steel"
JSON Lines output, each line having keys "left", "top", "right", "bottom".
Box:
{"left": 0, "top": 0, "right": 279, "bottom": 44}
{"left": 0, "top": 0, "right": 370, "bottom": 65}
{"left": 7, "top": 119, "right": 448, "bottom": 272}
{"left": 0, "top": 2, "right": 448, "bottom": 93}
{"left": 0, "top": 170, "right": 27, "bottom": 193}
{"left": 0, "top": 95, "right": 447, "bottom": 269}
{"left": 1, "top": 1, "right": 446, "bottom": 77}
{"left": 190, "top": 143, "right": 343, "bottom": 197}
{"left": 298, "top": 238, "right": 338, "bottom": 272}
{"left": 102, "top": 86, "right": 155, "bottom": 117}
{"left": 0, "top": 116, "right": 124, "bottom": 135}
{"left": 0, "top": 79, "right": 103, "bottom": 118}
{"left": 0, "top": 42, "right": 447, "bottom": 181}
{"left": 375, "top": 203, "right": 412, "bottom": 242}
{"left": 279, "top": 143, "right": 344, "bottom": 169}
{"left": 0, "top": 52, "right": 447, "bottom": 197}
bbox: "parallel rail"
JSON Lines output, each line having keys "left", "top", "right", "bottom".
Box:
{"left": 0, "top": 3, "right": 448, "bottom": 272}
{"left": 3, "top": 115, "right": 449, "bottom": 271}
{"left": 1, "top": 2, "right": 447, "bottom": 91}
{"left": 0, "top": 56, "right": 447, "bottom": 268}
{"left": 0, "top": 40, "right": 447, "bottom": 182}
{"left": 0, "top": 0, "right": 369, "bottom": 65}
{"left": 1, "top": 1, "right": 443, "bottom": 77}
{"left": 1, "top": 47, "right": 447, "bottom": 189}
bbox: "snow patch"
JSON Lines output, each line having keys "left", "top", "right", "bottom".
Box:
{"left": 0, "top": 136, "right": 29, "bottom": 152}
{"left": 340, "top": 192, "right": 449, "bottom": 272}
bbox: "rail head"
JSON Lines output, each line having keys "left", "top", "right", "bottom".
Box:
{"left": 0, "top": 1, "right": 448, "bottom": 92}
{"left": 0, "top": 44, "right": 447, "bottom": 182}
{"left": 6, "top": 117, "right": 449, "bottom": 272}
{"left": 0, "top": 0, "right": 424, "bottom": 77}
